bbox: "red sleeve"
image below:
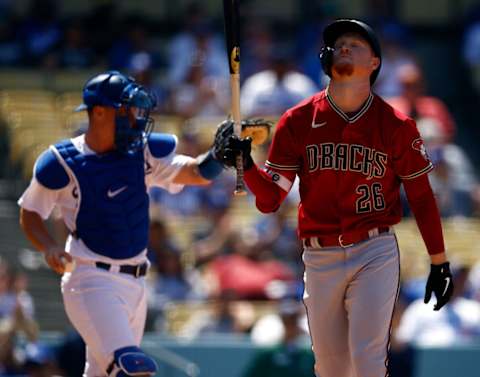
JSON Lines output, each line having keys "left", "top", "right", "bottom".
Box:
{"left": 244, "top": 111, "right": 299, "bottom": 213}
{"left": 244, "top": 165, "right": 289, "bottom": 213}
{"left": 392, "top": 118, "right": 433, "bottom": 180}
{"left": 403, "top": 173, "right": 445, "bottom": 255}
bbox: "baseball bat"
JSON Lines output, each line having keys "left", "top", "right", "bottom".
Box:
{"left": 223, "top": 0, "right": 247, "bottom": 196}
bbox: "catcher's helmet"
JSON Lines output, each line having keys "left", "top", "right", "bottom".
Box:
{"left": 319, "top": 19, "right": 382, "bottom": 84}
{"left": 75, "top": 71, "right": 156, "bottom": 153}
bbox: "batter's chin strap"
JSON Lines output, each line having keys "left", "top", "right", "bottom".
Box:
{"left": 107, "top": 346, "right": 158, "bottom": 377}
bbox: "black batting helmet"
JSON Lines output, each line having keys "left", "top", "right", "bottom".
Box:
{"left": 319, "top": 19, "right": 382, "bottom": 84}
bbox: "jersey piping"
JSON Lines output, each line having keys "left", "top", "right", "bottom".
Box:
{"left": 265, "top": 160, "right": 300, "bottom": 171}
{"left": 398, "top": 163, "right": 434, "bottom": 180}
{"left": 326, "top": 90, "right": 374, "bottom": 123}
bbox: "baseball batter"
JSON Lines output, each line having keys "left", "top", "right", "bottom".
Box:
{"left": 221, "top": 19, "right": 454, "bottom": 377}
{"left": 17, "top": 71, "right": 229, "bottom": 377}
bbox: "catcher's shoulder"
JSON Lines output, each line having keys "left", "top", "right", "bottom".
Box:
{"left": 147, "top": 133, "right": 177, "bottom": 158}
{"left": 34, "top": 147, "right": 70, "bottom": 189}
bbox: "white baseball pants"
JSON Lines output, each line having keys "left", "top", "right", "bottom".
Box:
{"left": 61, "top": 263, "right": 148, "bottom": 377}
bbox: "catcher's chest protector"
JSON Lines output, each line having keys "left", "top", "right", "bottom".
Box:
{"left": 54, "top": 140, "right": 149, "bottom": 259}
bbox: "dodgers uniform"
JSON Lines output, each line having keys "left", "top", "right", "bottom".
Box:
{"left": 18, "top": 133, "right": 188, "bottom": 376}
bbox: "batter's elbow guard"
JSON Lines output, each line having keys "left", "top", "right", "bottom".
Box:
{"left": 107, "top": 346, "right": 158, "bottom": 376}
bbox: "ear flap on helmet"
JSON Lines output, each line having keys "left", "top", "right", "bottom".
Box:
{"left": 319, "top": 46, "right": 335, "bottom": 77}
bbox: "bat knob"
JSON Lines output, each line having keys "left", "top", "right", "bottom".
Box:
{"left": 234, "top": 188, "right": 248, "bottom": 196}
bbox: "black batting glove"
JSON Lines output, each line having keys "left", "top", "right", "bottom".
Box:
{"left": 223, "top": 135, "right": 254, "bottom": 170}
{"left": 424, "top": 262, "right": 454, "bottom": 311}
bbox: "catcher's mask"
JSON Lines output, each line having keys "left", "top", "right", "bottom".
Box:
{"left": 75, "top": 70, "right": 156, "bottom": 154}
{"left": 319, "top": 19, "right": 382, "bottom": 85}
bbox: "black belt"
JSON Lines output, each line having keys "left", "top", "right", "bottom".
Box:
{"left": 95, "top": 262, "right": 148, "bottom": 278}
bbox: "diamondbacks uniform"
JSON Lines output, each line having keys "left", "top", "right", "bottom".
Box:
{"left": 263, "top": 89, "right": 432, "bottom": 377}
{"left": 18, "top": 133, "right": 189, "bottom": 376}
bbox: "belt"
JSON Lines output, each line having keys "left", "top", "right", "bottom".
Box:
{"left": 302, "top": 226, "right": 392, "bottom": 248}
{"left": 95, "top": 262, "right": 148, "bottom": 278}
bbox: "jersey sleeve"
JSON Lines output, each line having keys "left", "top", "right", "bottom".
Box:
{"left": 144, "top": 133, "right": 186, "bottom": 193}
{"left": 17, "top": 148, "right": 70, "bottom": 219}
{"left": 391, "top": 119, "right": 433, "bottom": 180}
{"left": 18, "top": 177, "right": 61, "bottom": 220}
{"left": 263, "top": 112, "right": 300, "bottom": 192}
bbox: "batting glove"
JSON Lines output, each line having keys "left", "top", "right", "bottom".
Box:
{"left": 424, "top": 262, "right": 454, "bottom": 311}
{"left": 223, "top": 135, "right": 254, "bottom": 170}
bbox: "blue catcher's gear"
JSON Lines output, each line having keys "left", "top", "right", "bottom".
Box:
{"left": 107, "top": 346, "right": 158, "bottom": 377}
{"left": 75, "top": 70, "right": 156, "bottom": 154}
{"left": 54, "top": 139, "right": 149, "bottom": 259}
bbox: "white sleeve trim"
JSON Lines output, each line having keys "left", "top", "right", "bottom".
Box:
{"left": 399, "top": 163, "right": 433, "bottom": 180}
{"left": 264, "top": 168, "right": 294, "bottom": 192}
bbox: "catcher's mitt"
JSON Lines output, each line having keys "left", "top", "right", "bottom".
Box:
{"left": 212, "top": 118, "right": 272, "bottom": 165}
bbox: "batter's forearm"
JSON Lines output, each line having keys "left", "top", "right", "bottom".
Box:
{"left": 244, "top": 164, "right": 287, "bottom": 213}
{"left": 403, "top": 176, "right": 446, "bottom": 256}
{"left": 19, "top": 208, "right": 58, "bottom": 253}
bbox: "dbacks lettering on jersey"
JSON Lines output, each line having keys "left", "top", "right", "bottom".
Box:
{"left": 306, "top": 142, "right": 388, "bottom": 179}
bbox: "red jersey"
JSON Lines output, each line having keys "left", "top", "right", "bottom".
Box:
{"left": 264, "top": 89, "right": 433, "bottom": 239}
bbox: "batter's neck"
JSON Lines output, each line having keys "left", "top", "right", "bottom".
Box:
{"left": 327, "top": 82, "right": 372, "bottom": 113}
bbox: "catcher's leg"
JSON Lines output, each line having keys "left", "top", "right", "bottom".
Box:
{"left": 345, "top": 234, "right": 400, "bottom": 377}
{"left": 62, "top": 265, "right": 148, "bottom": 376}
{"left": 303, "top": 246, "right": 354, "bottom": 377}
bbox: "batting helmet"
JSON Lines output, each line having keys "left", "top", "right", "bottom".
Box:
{"left": 75, "top": 71, "right": 156, "bottom": 154}
{"left": 319, "top": 19, "right": 382, "bottom": 84}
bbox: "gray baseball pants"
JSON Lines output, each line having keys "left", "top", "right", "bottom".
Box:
{"left": 303, "top": 233, "right": 400, "bottom": 377}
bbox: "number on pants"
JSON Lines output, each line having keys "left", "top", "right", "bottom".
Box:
{"left": 355, "top": 182, "right": 385, "bottom": 213}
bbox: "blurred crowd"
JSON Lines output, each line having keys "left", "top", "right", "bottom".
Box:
{"left": 2, "top": 0, "right": 480, "bottom": 376}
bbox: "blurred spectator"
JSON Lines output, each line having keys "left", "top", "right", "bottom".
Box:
{"left": 0, "top": 261, "right": 37, "bottom": 340}
{"left": 149, "top": 170, "right": 233, "bottom": 219}
{"left": 108, "top": 14, "right": 158, "bottom": 72}
{"left": 244, "top": 300, "right": 314, "bottom": 377}
{"left": 250, "top": 299, "right": 309, "bottom": 346}
{"left": 83, "top": 0, "right": 118, "bottom": 64}
{"left": 295, "top": 8, "right": 331, "bottom": 87}
{"left": 18, "top": 0, "right": 61, "bottom": 66}
{"left": 168, "top": 55, "right": 229, "bottom": 119}
{"left": 396, "top": 265, "right": 480, "bottom": 347}
{"left": 416, "top": 117, "right": 480, "bottom": 217}
{"left": 240, "top": 19, "right": 275, "bottom": 79}
{"left": 23, "top": 342, "right": 59, "bottom": 377}
{"left": 386, "top": 63, "right": 457, "bottom": 142}
{"left": 374, "top": 21, "right": 417, "bottom": 98}
{"left": 146, "top": 218, "right": 207, "bottom": 331}
{"left": 129, "top": 52, "right": 169, "bottom": 113}
{"left": 462, "top": 6, "right": 480, "bottom": 95}
{"left": 201, "top": 228, "right": 295, "bottom": 300}
{"left": 179, "top": 290, "right": 255, "bottom": 338}
{"left": 0, "top": 259, "right": 39, "bottom": 375}
{"left": 56, "top": 19, "right": 94, "bottom": 68}
{"left": 241, "top": 46, "right": 319, "bottom": 117}
{"left": 0, "top": 14, "right": 22, "bottom": 66}
{"left": 166, "top": 1, "right": 227, "bottom": 87}
{"left": 254, "top": 199, "right": 302, "bottom": 279}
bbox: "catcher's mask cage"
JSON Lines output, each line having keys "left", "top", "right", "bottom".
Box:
{"left": 75, "top": 70, "right": 156, "bottom": 154}
{"left": 319, "top": 19, "right": 382, "bottom": 85}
